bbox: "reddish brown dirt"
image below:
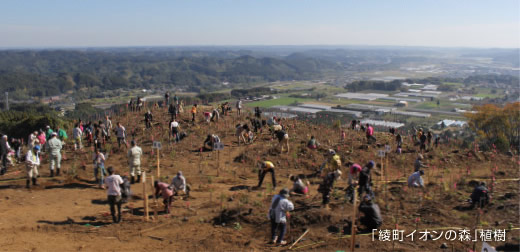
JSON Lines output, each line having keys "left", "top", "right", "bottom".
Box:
{"left": 0, "top": 106, "right": 518, "bottom": 251}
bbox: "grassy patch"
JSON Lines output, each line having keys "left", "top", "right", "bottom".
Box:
{"left": 473, "top": 87, "right": 503, "bottom": 99}
{"left": 245, "top": 97, "right": 313, "bottom": 108}
{"left": 443, "top": 82, "right": 464, "bottom": 87}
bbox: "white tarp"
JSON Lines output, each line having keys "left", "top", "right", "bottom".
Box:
{"left": 437, "top": 119, "right": 467, "bottom": 127}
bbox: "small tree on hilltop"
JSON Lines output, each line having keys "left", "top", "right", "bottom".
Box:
{"left": 466, "top": 102, "right": 520, "bottom": 152}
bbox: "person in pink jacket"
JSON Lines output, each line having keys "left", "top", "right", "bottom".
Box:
{"left": 37, "top": 130, "right": 46, "bottom": 151}
{"left": 365, "top": 124, "right": 376, "bottom": 144}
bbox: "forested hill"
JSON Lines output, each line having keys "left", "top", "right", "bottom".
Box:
{"left": 0, "top": 50, "right": 339, "bottom": 99}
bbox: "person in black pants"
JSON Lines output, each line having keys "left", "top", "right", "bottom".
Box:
{"left": 317, "top": 170, "right": 342, "bottom": 209}
{"left": 358, "top": 161, "right": 375, "bottom": 199}
{"left": 257, "top": 161, "right": 276, "bottom": 189}
{"left": 254, "top": 107, "right": 262, "bottom": 118}
{"left": 470, "top": 182, "right": 489, "bottom": 209}
{"left": 168, "top": 103, "right": 177, "bottom": 121}
{"left": 104, "top": 167, "right": 124, "bottom": 223}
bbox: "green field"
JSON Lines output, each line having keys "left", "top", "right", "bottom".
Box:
{"left": 442, "top": 82, "right": 464, "bottom": 87}
{"left": 245, "top": 97, "right": 314, "bottom": 108}
{"left": 473, "top": 87, "right": 503, "bottom": 98}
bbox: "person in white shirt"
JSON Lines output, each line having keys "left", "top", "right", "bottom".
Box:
{"left": 408, "top": 170, "right": 425, "bottom": 188}
{"left": 72, "top": 124, "right": 82, "bottom": 150}
{"left": 25, "top": 145, "right": 41, "bottom": 188}
{"left": 127, "top": 140, "right": 143, "bottom": 184}
{"left": 236, "top": 99, "right": 242, "bottom": 116}
{"left": 104, "top": 167, "right": 124, "bottom": 223}
{"left": 170, "top": 120, "right": 180, "bottom": 143}
{"left": 104, "top": 116, "right": 113, "bottom": 140}
{"left": 115, "top": 122, "right": 127, "bottom": 149}
{"left": 170, "top": 171, "right": 190, "bottom": 197}
{"left": 46, "top": 132, "right": 62, "bottom": 177}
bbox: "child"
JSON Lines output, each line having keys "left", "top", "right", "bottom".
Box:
{"left": 93, "top": 149, "right": 107, "bottom": 189}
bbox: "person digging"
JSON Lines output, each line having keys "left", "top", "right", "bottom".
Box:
{"left": 317, "top": 169, "right": 342, "bottom": 210}
{"left": 470, "top": 182, "right": 489, "bottom": 209}
{"left": 256, "top": 161, "right": 276, "bottom": 190}
{"left": 357, "top": 161, "right": 375, "bottom": 199}
{"left": 357, "top": 195, "right": 382, "bottom": 233}
{"left": 319, "top": 149, "right": 341, "bottom": 177}
{"left": 154, "top": 180, "right": 174, "bottom": 214}
{"left": 170, "top": 171, "right": 190, "bottom": 199}
{"left": 290, "top": 175, "right": 309, "bottom": 195}
{"left": 345, "top": 162, "right": 362, "bottom": 203}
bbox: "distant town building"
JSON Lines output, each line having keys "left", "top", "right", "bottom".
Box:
{"left": 396, "top": 101, "right": 408, "bottom": 107}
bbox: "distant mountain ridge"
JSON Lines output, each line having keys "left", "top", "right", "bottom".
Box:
{"left": 0, "top": 50, "right": 334, "bottom": 99}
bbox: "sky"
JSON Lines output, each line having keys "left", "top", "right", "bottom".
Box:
{"left": 1, "top": 0, "right": 519, "bottom": 48}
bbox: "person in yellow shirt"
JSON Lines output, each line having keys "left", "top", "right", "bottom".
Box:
{"left": 320, "top": 149, "right": 342, "bottom": 176}
{"left": 191, "top": 104, "right": 197, "bottom": 122}
{"left": 257, "top": 161, "right": 276, "bottom": 189}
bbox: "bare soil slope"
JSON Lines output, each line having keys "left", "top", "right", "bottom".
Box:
{"left": 0, "top": 107, "right": 518, "bottom": 251}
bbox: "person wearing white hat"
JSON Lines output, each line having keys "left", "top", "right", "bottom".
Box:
{"left": 25, "top": 145, "right": 41, "bottom": 188}
{"left": 45, "top": 126, "right": 54, "bottom": 141}
{"left": 46, "top": 132, "right": 62, "bottom": 177}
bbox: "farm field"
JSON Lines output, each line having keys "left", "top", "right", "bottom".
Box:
{"left": 245, "top": 97, "right": 314, "bottom": 108}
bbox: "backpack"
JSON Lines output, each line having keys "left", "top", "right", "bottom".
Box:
{"left": 120, "top": 176, "right": 131, "bottom": 203}
{"left": 269, "top": 196, "right": 281, "bottom": 220}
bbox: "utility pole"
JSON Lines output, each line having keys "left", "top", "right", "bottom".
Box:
{"left": 4, "top": 92, "right": 8, "bottom": 111}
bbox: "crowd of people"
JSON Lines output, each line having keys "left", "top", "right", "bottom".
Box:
{"left": 0, "top": 94, "right": 492, "bottom": 247}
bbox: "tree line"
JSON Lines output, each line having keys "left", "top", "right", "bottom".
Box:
{"left": 0, "top": 50, "right": 333, "bottom": 100}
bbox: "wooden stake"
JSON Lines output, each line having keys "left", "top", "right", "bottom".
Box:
{"left": 350, "top": 185, "right": 358, "bottom": 252}
{"left": 289, "top": 228, "right": 310, "bottom": 249}
{"left": 217, "top": 150, "right": 220, "bottom": 177}
{"left": 142, "top": 172, "right": 149, "bottom": 222}
{"left": 385, "top": 155, "right": 388, "bottom": 209}
{"left": 150, "top": 175, "right": 159, "bottom": 220}
{"left": 156, "top": 148, "right": 160, "bottom": 178}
